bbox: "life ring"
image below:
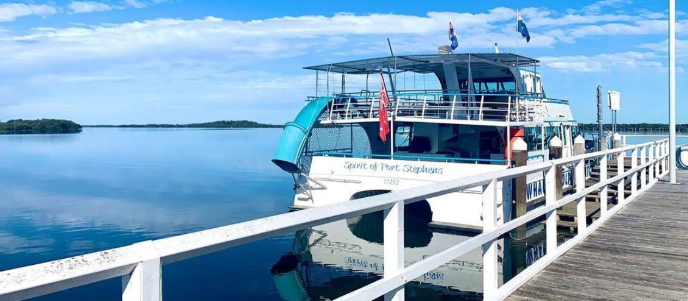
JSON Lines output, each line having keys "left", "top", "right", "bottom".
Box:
{"left": 677, "top": 145, "right": 688, "bottom": 170}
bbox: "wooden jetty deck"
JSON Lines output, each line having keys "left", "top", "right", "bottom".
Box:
{"left": 508, "top": 170, "right": 688, "bottom": 301}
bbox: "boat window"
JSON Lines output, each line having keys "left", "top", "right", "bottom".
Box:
{"left": 395, "top": 125, "right": 412, "bottom": 148}
{"left": 545, "top": 126, "right": 562, "bottom": 147}
{"left": 524, "top": 127, "right": 544, "bottom": 151}
{"left": 571, "top": 125, "right": 581, "bottom": 139}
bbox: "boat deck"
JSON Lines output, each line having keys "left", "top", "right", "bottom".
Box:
{"left": 507, "top": 170, "right": 688, "bottom": 301}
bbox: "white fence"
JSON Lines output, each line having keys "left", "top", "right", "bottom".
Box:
{"left": 0, "top": 139, "right": 670, "bottom": 301}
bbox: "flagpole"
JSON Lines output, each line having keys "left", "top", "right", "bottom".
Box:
{"left": 387, "top": 38, "right": 396, "bottom": 158}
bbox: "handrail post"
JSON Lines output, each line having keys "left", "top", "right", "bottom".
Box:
{"left": 122, "top": 241, "right": 162, "bottom": 301}
{"left": 640, "top": 145, "right": 647, "bottom": 191}
{"left": 631, "top": 147, "right": 638, "bottom": 195}
{"left": 450, "top": 95, "right": 456, "bottom": 119}
{"left": 482, "top": 179, "right": 498, "bottom": 301}
{"left": 384, "top": 198, "right": 405, "bottom": 301}
{"left": 575, "top": 158, "right": 586, "bottom": 234}
{"left": 665, "top": 141, "right": 669, "bottom": 176}
{"left": 617, "top": 150, "right": 625, "bottom": 203}
{"left": 545, "top": 165, "right": 558, "bottom": 254}
{"left": 659, "top": 142, "right": 664, "bottom": 176}
{"left": 479, "top": 95, "right": 485, "bottom": 121}
{"left": 600, "top": 154, "right": 608, "bottom": 216}
{"left": 649, "top": 143, "right": 655, "bottom": 183}
{"left": 345, "top": 98, "right": 351, "bottom": 120}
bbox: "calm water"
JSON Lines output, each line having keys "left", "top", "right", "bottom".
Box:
{"left": 0, "top": 128, "right": 488, "bottom": 301}
{"left": 1, "top": 129, "right": 677, "bottom": 300}
{"left": 0, "top": 128, "right": 297, "bottom": 300}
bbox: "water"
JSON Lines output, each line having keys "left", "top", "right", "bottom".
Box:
{"left": 0, "top": 128, "right": 296, "bottom": 300}
{"left": 2, "top": 129, "right": 673, "bottom": 300}
{"left": 0, "top": 128, "right": 486, "bottom": 301}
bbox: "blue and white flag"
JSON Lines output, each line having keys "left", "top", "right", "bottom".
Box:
{"left": 449, "top": 22, "right": 458, "bottom": 50}
{"left": 517, "top": 12, "right": 530, "bottom": 42}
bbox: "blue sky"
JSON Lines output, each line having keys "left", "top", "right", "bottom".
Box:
{"left": 0, "top": 0, "right": 685, "bottom": 124}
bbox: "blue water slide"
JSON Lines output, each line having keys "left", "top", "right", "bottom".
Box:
{"left": 272, "top": 97, "right": 331, "bottom": 172}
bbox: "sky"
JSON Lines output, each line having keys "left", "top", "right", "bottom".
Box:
{"left": 0, "top": 0, "right": 685, "bottom": 125}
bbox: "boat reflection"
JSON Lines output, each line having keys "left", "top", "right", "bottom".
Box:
{"left": 271, "top": 206, "right": 491, "bottom": 301}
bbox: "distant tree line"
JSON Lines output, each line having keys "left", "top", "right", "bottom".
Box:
{"left": 85, "top": 120, "right": 282, "bottom": 128}
{"left": 579, "top": 123, "right": 687, "bottom": 133}
{"left": 0, "top": 119, "right": 82, "bottom": 134}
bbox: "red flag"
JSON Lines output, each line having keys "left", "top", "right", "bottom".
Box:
{"left": 378, "top": 71, "right": 390, "bottom": 142}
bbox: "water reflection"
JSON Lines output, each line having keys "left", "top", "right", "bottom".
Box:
{"left": 271, "top": 213, "right": 487, "bottom": 301}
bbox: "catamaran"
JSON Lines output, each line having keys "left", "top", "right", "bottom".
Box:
{"left": 270, "top": 50, "right": 579, "bottom": 294}
{"left": 273, "top": 52, "right": 578, "bottom": 230}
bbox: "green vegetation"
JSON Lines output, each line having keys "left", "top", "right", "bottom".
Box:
{"left": 85, "top": 120, "right": 281, "bottom": 128}
{"left": 0, "top": 119, "right": 82, "bottom": 134}
{"left": 579, "top": 123, "right": 688, "bottom": 133}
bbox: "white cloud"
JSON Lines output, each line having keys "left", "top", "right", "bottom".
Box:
{"left": 124, "top": 0, "right": 147, "bottom": 9}
{"left": 68, "top": 1, "right": 116, "bottom": 14}
{"left": 539, "top": 51, "right": 666, "bottom": 73}
{"left": 638, "top": 39, "right": 688, "bottom": 59}
{"left": 0, "top": 3, "right": 57, "bottom": 22}
{"left": 581, "top": 0, "right": 632, "bottom": 14}
{"left": 0, "top": 2, "right": 684, "bottom": 123}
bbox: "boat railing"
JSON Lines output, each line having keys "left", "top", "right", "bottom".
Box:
{"left": 321, "top": 90, "right": 551, "bottom": 124}
{"left": 0, "top": 139, "right": 669, "bottom": 301}
{"left": 310, "top": 151, "right": 509, "bottom": 165}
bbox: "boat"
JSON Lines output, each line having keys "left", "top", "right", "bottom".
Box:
{"left": 270, "top": 50, "right": 579, "bottom": 295}
{"left": 272, "top": 51, "right": 579, "bottom": 230}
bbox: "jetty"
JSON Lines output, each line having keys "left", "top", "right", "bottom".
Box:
{"left": 0, "top": 138, "right": 679, "bottom": 301}
{"left": 507, "top": 169, "right": 688, "bottom": 300}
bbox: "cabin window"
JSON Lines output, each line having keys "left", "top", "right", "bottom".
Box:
{"left": 571, "top": 125, "right": 581, "bottom": 139}
{"left": 524, "top": 127, "right": 544, "bottom": 151}
{"left": 545, "top": 126, "right": 562, "bottom": 147}
{"left": 395, "top": 125, "right": 413, "bottom": 148}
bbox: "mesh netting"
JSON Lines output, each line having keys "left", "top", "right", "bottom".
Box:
{"left": 305, "top": 123, "right": 373, "bottom": 155}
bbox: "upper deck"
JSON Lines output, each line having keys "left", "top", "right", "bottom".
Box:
{"left": 304, "top": 53, "right": 574, "bottom": 127}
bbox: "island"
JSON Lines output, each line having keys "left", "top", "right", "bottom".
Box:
{"left": 0, "top": 119, "right": 82, "bottom": 134}
{"left": 84, "top": 120, "right": 282, "bottom": 128}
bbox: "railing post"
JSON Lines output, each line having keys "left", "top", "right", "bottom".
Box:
{"left": 600, "top": 154, "right": 608, "bottom": 216}
{"left": 655, "top": 143, "right": 662, "bottom": 178}
{"left": 649, "top": 143, "right": 655, "bottom": 183}
{"left": 617, "top": 150, "right": 625, "bottom": 203}
{"left": 640, "top": 145, "right": 647, "bottom": 191}
{"left": 662, "top": 141, "right": 669, "bottom": 176}
{"left": 450, "top": 95, "right": 456, "bottom": 119}
{"left": 631, "top": 147, "right": 638, "bottom": 195}
{"left": 575, "top": 159, "right": 586, "bottom": 234}
{"left": 384, "top": 198, "right": 405, "bottom": 301}
{"left": 482, "top": 179, "right": 498, "bottom": 301}
{"left": 122, "top": 241, "right": 162, "bottom": 301}
{"left": 545, "top": 165, "right": 558, "bottom": 255}
{"left": 659, "top": 142, "right": 664, "bottom": 177}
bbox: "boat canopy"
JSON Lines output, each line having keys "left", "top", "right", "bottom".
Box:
{"left": 303, "top": 53, "right": 539, "bottom": 75}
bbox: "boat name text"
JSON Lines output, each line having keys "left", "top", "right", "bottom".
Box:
{"left": 343, "top": 161, "right": 443, "bottom": 175}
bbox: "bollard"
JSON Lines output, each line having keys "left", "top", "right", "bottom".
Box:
{"left": 613, "top": 133, "right": 622, "bottom": 149}
{"left": 550, "top": 136, "right": 563, "bottom": 200}
{"left": 513, "top": 138, "right": 528, "bottom": 240}
{"left": 511, "top": 137, "right": 528, "bottom": 276}
{"left": 574, "top": 135, "right": 585, "bottom": 156}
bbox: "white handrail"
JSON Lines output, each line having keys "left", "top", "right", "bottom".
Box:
{"left": 0, "top": 139, "right": 670, "bottom": 301}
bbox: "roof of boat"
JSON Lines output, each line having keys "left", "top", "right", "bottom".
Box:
{"left": 303, "top": 53, "right": 539, "bottom": 74}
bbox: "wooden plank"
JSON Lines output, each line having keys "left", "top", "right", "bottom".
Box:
{"left": 506, "top": 170, "right": 688, "bottom": 301}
